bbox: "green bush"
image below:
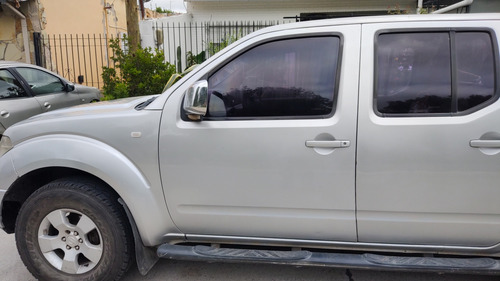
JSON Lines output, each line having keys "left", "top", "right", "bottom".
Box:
{"left": 155, "top": 7, "right": 174, "bottom": 15}
{"left": 102, "top": 37, "right": 176, "bottom": 100}
{"left": 208, "top": 32, "right": 240, "bottom": 56}
{"left": 186, "top": 50, "right": 206, "bottom": 68}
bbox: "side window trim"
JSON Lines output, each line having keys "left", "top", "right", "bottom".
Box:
{"left": 373, "top": 28, "right": 500, "bottom": 118}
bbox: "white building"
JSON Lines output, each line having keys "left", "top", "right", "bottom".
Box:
{"left": 184, "top": 0, "right": 418, "bottom": 22}
{"left": 140, "top": 0, "right": 500, "bottom": 67}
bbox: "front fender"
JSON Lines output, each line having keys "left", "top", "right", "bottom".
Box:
{"left": 0, "top": 152, "right": 17, "bottom": 229}
{"left": 2, "top": 134, "right": 178, "bottom": 246}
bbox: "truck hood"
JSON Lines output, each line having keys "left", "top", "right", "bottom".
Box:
{"left": 5, "top": 95, "right": 160, "bottom": 144}
{"left": 22, "top": 95, "right": 156, "bottom": 123}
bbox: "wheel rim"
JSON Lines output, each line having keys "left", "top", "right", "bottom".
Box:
{"left": 37, "top": 209, "right": 103, "bottom": 274}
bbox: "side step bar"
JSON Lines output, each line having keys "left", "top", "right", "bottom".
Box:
{"left": 157, "top": 244, "right": 500, "bottom": 275}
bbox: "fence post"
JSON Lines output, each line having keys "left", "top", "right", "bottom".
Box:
{"left": 93, "top": 34, "right": 99, "bottom": 88}
{"left": 70, "top": 34, "right": 76, "bottom": 83}
{"left": 33, "top": 32, "right": 43, "bottom": 67}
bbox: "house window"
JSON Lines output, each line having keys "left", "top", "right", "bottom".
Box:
{"left": 375, "top": 31, "right": 496, "bottom": 116}
{"left": 206, "top": 36, "right": 341, "bottom": 119}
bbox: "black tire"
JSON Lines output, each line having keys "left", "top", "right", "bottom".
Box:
{"left": 15, "top": 178, "right": 134, "bottom": 281}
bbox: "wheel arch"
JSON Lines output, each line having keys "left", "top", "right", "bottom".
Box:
{"left": 2, "top": 167, "right": 99, "bottom": 233}
{"left": 3, "top": 167, "right": 162, "bottom": 275}
{"left": 0, "top": 134, "right": 177, "bottom": 246}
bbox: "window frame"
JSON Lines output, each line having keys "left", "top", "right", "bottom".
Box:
{"left": 373, "top": 28, "right": 500, "bottom": 118}
{"left": 191, "top": 33, "right": 344, "bottom": 121}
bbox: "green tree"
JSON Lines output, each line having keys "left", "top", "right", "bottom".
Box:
{"left": 102, "top": 37, "right": 176, "bottom": 100}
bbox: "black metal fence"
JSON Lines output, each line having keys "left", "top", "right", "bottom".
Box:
{"left": 33, "top": 33, "right": 119, "bottom": 89}
{"left": 32, "top": 21, "right": 291, "bottom": 89}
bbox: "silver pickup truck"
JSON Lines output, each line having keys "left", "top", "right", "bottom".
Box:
{"left": 1, "top": 13, "right": 500, "bottom": 281}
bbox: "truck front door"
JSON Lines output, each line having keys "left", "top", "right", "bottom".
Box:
{"left": 159, "top": 25, "right": 361, "bottom": 241}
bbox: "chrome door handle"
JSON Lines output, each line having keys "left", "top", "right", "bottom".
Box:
{"left": 43, "top": 102, "right": 51, "bottom": 109}
{"left": 305, "top": 140, "right": 350, "bottom": 148}
{"left": 0, "top": 110, "right": 9, "bottom": 117}
{"left": 470, "top": 140, "right": 500, "bottom": 148}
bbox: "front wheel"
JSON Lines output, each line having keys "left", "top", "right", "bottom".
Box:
{"left": 15, "top": 178, "right": 134, "bottom": 281}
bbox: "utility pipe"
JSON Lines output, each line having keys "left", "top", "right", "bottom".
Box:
{"left": 103, "top": 5, "right": 111, "bottom": 67}
{"left": 432, "top": 0, "right": 473, "bottom": 14}
{"left": 3, "top": 2, "right": 30, "bottom": 63}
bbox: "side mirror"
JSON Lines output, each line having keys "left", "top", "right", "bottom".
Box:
{"left": 64, "top": 83, "right": 75, "bottom": 92}
{"left": 183, "top": 80, "right": 208, "bottom": 121}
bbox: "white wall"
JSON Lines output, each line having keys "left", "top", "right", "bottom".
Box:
{"left": 470, "top": 0, "right": 500, "bottom": 13}
{"left": 140, "top": 13, "right": 192, "bottom": 50}
{"left": 185, "top": 0, "right": 417, "bottom": 22}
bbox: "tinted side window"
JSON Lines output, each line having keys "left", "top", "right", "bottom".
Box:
{"left": 376, "top": 31, "right": 497, "bottom": 116}
{"left": 456, "top": 32, "right": 495, "bottom": 112}
{"left": 0, "top": 69, "right": 27, "bottom": 100}
{"left": 376, "top": 33, "right": 452, "bottom": 114}
{"left": 207, "top": 36, "right": 340, "bottom": 119}
{"left": 16, "top": 67, "right": 64, "bottom": 95}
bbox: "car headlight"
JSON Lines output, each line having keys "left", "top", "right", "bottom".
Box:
{"left": 0, "top": 136, "right": 13, "bottom": 157}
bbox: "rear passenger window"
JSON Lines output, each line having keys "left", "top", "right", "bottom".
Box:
{"left": 456, "top": 32, "right": 495, "bottom": 112}
{"left": 376, "top": 31, "right": 497, "bottom": 116}
{"left": 206, "top": 36, "right": 341, "bottom": 119}
{"left": 0, "top": 70, "right": 27, "bottom": 99}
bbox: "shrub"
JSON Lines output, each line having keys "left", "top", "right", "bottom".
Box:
{"left": 208, "top": 32, "right": 240, "bottom": 56}
{"left": 102, "top": 37, "right": 176, "bottom": 100}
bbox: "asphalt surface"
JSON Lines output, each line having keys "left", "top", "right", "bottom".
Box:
{"left": 1, "top": 230, "right": 498, "bottom": 281}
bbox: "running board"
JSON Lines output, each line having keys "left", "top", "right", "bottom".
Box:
{"left": 157, "top": 244, "right": 500, "bottom": 275}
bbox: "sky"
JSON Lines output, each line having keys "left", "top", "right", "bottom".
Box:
{"left": 147, "top": 0, "right": 187, "bottom": 13}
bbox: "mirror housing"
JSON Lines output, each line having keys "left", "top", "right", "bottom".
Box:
{"left": 64, "top": 83, "right": 76, "bottom": 92}
{"left": 183, "top": 80, "right": 208, "bottom": 121}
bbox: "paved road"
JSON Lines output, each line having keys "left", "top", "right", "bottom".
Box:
{"left": 1, "top": 230, "right": 498, "bottom": 281}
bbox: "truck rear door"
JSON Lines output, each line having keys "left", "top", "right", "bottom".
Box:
{"left": 357, "top": 19, "right": 500, "bottom": 247}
